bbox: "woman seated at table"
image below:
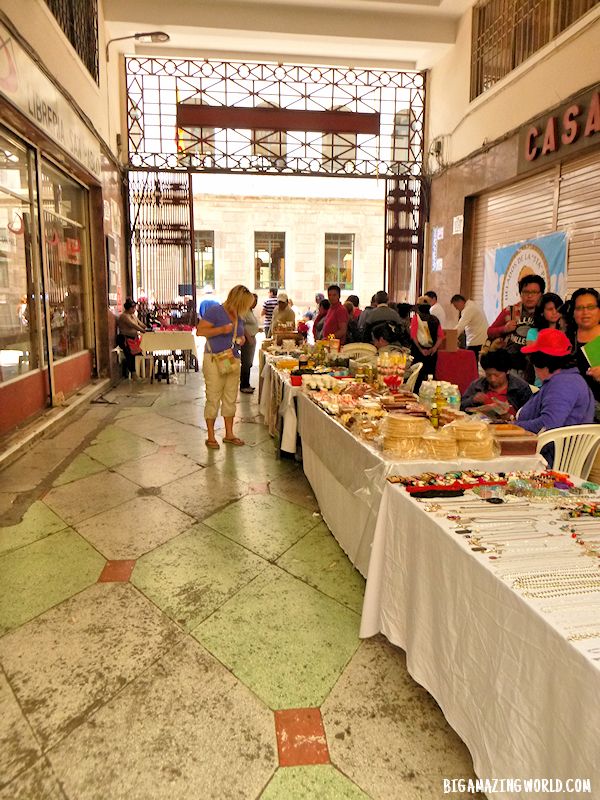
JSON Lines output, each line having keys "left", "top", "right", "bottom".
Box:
{"left": 117, "top": 298, "right": 147, "bottom": 376}
{"left": 372, "top": 322, "right": 410, "bottom": 353}
{"left": 196, "top": 284, "right": 254, "bottom": 449}
{"left": 460, "top": 349, "right": 532, "bottom": 416}
{"left": 516, "top": 330, "right": 595, "bottom": 463}
{"left": 567, "top": 287, "right": 600, "bottom": 422}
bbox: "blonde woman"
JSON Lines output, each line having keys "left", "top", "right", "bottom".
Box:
{"left": 196, "top": 285, "right": 254, "bottom": 448}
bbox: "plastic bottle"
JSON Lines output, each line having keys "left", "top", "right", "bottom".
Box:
{"left": 430, "top": 402, "right": 439, "bottom": 429}
{"left": 434, "top": 383, "right": 446, "bottom": 411}
{"left": 448, "top": 385, "right": 461, "bottom": 411}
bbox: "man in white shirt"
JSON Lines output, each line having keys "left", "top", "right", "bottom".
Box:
{"left": 424, "top": 290, "right": 447, "bottom": 329}
{"left": 451, "top": 294, "right": 488, "bottom": 360}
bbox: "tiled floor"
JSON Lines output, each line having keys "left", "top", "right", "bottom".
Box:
{"left": 0, "top": 368, "right": 481, "bottom": 799}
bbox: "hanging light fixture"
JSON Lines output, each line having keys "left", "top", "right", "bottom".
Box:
{"left": 106, "top": 31, "right": 170, "bottom": 62}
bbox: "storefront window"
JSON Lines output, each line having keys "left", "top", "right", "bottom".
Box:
{"left": 41, "top": 163, "right": 90, "bottom": 360}
{"left": 255, "top": 231, "right": 285, "bottom": 289}
{"left": 324, "top": 233, "right": 354, "bottom": 290}
{"left": 194, "top": 230, "right": 215, "bottom": 289}
{"left": 0, "top": 132, "right": 44, "bottom": 382}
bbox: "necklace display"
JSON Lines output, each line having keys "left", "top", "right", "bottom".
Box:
{"left": 401, "top": 467, "right": 600, "bottom": 655}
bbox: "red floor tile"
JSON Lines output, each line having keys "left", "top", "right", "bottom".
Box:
{"left": 98, "top": 560, "right": 136, "bottom": 583}
{"left": 248, "top": 482, "right": 270, "bottom": 494}
{"left": 274, "top": 708, "right": 330, "bottom": 767}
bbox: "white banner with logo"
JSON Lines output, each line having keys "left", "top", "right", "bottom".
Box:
{"left": 483, "top": 232, "right": 568, "bottom": 322}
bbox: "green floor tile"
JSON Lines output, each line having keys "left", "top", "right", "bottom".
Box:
{"left": 276, "top": 523, "right": 365, "bottom": 614}
{"left": 132, "top": 524, "right": 269, "bottom": 629}
{"left": 85, "top": 428, "right": 158, "bottom": 467}
{"left": 193, "top": 566, "right": 360, "bottom": 708}
{"left": 224, "top": 421, "right": 270, "bottom": 446}
{"left": 0, "top": 502, "right": 68, "bottom": 557}
{"left": 90, "top": 424, "right": 124, "bottom": 443}
{"left": 269, "top": 471, "right": 319, "bottom": 511}
{"left": 214, "top": 446, "right": 297, "bottom": 484}
{"left": 52, "top": 454, "right": 106, "bottom": 487}
{"left": 203, "top": 494, "right": 319, "bottom": 561}
{"left": 0, "top": 529, "right": 105, "bottom": 636}
{"left": 262, "top": 766, "right": 369, "bottom": 799}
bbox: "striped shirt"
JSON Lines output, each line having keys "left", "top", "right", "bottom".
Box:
{"left": 262, "top": 297, "right": 278, "bottom": 327}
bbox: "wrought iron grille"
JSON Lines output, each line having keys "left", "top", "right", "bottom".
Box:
{"left": 45, "top": 0, "right": 99, "bottom": 83}
{"left": 471, "top": 0, "right": 599, "bottom": 100}
{"left": 129, "top": 171, "right": 193, "bottom": 304}
{"left": 385, "top": 177, "right": 426, "bottom": 302}
{"left": 126, "top": 58, "right": 425, "bottom": 178}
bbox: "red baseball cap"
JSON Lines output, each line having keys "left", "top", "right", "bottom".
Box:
{"left": 521, "top": 328, "right": 572, "bottom": 357}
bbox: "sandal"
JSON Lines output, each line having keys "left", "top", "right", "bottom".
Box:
{"left": 205, "top": 439, "right": 220, "bottom": 449}
{"left": 223, "top": 437, "right": 245, "bottom": 446}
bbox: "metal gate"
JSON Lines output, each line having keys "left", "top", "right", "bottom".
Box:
{"left": 129, "top": 171, "right": 194, "bottom": 309}
{"left": 126, "top": 57, "right": 428, "bottom": 301}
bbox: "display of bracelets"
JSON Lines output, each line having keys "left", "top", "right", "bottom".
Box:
{"left": 388, "top": 470, "right": 507, "bottom": 492}
{"left": 392, "top": 468, "right": 599, "bottom": 500}
{"left": 565, "top": 501, "right": 600, "bottom": 517}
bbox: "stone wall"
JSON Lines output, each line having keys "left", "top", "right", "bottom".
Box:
{"left": 194, "top": 193, "right": 385, "bottom": 310}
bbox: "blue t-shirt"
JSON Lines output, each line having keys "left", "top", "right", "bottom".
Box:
{"left": 203, "top": 304, "right": 244, "bottom": 357}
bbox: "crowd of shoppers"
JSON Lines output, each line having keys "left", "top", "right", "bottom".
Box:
{"left": 127, "top": 276, "right": 598, "bottom": 449}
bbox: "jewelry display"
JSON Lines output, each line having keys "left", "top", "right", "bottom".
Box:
{"left": 398, "top": 467, "right": 600, "bottom": 659}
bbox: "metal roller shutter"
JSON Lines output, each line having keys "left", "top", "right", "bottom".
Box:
{"left": 556, "top": 151, "right": 600, "bottom": 293}
{"left": 470, "top": 169, "right": 556, "bottom": 309}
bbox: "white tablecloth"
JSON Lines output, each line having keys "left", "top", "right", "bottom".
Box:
{"left": 259, "top": 361, "right": 302, "bottom": 453}
{"left": 140, "top": 331, "right": 198, "bottom": 357}
{"left": 296, "top": 393, "right": 545, "bottom": 577}
{"left": 360, "top": 482, "right": 600, "bottom": 797}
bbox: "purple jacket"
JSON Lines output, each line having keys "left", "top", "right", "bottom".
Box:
{"left": 517, "top": 367, "right": 595, "bottom": 434}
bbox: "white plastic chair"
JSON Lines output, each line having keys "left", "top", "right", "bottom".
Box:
{"left": 403, "top": 362, "right": 423, "bottom": 394}
{"left": 340, "top": 343, "right": 377, "bottom": 359}
{"left": 536, "top": 424, "right": 600, "bottom": 479}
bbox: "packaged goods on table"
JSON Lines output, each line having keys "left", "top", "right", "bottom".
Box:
{"left": 422, "top": 427, "right": 459, "bottom": 460}
{"left": 382, "top": 413, "right": 432, "bottom": 458}
{"left": 446, "top": 417, "right": 498, "bottom": 459}
{"left": 377, "top": 351, "right": 408, "bottom": 382}
{"left": 490, "top": 423, "right": 538, "bottom": 455}
{"left": 275, "top": 358, "right": 300, "bottom": 371}
{"left": 419, "top": 378, "right": 461, "bottom": 411}
{"left": 342, "top": 412, "right": 384, "bottom": 442}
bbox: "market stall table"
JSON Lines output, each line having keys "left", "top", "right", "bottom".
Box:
{"left": 296, "top": 392, "right": 544, "bottom": 577}
{"left": 360, "top": 481, "right": 600, "bottom": 796}
{"left": 140, "top": 331, "right": 198, "bottom": 383}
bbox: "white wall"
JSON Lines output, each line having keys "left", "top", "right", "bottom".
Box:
{"left": 427, "top": 8, "right": 600, "bottom": 166}
{"left": 194, "top": 194, "right": 385, "bottom": 311}
{"left": 2, "top": 0, "right": 119, "bottom": 155}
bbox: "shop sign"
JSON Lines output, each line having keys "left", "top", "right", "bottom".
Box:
{"left": 0, "top": 22, "right": 102, "bottom": 179}
{"left": 519, "top": 86, "right": 600, "bottom": 172}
